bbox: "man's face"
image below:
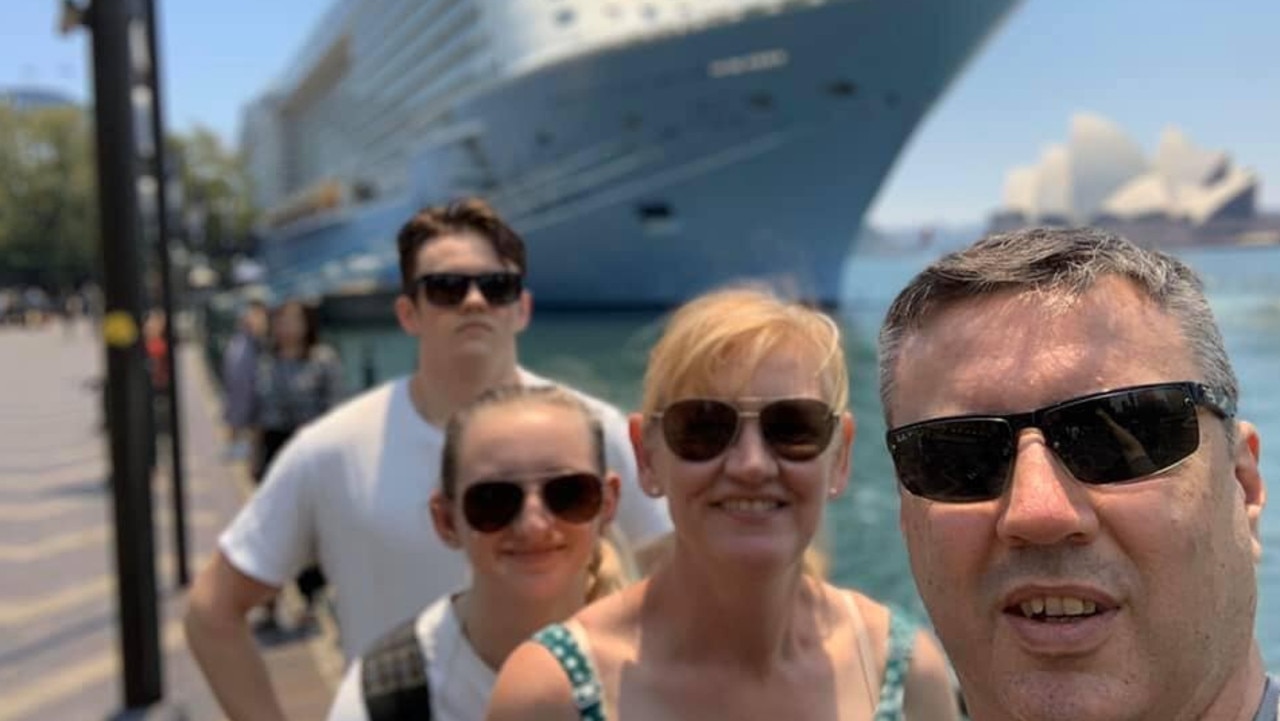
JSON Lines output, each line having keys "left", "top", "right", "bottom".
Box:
{"left": 890, "top": 277, "right": 1264, "bottom": 721}
{"left": 396, "top": 231, "right": 530, "bottom": 360}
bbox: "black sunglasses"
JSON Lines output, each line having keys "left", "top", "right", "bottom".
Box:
{"left": 414, "top": 272, "right": 523, "bottom": 307}
{"left": 460, "top": 472, "right": 604, "bottom": 533}
{"left": 652, "top": 398, "right": 839, "bottom": 462}
{"left": 886, "top": 381, "right": 1235, "bottom": 504}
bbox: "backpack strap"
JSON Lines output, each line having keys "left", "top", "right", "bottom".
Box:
{"left": 872, "top": 608, "right": 918, "bottom": 721}
{"left": 361, "top": 617, "right": 431, "bottom": 721}
{"left": 533, "top": 623, "right": 606, "bottom": 721}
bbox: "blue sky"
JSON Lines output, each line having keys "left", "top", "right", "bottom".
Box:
{"left": 1, "top": 0, "right": 1275, "bottom": 227}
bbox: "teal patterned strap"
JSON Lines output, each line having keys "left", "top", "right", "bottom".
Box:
{"left": 533, "top": 623, "right": 607, "bottom": 721}
{"left": 872, "top": 608, "right": 918, "bottom": 721}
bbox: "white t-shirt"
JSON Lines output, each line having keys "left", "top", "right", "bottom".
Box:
{"left": 218, "top": 369, "right": 669, "bottom": 660}
{"left": 325, "top": 595, "right": 491, "bottom": 721}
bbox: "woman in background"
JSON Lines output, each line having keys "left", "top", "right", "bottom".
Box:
{"left": 252, "top": 299, "right": 344, "bottom": 628}
{"left": 487, "top": 286, "right": 958, "bottom": 721}
{"left": 326, "top": 385, "right": 626, "bottom": 721}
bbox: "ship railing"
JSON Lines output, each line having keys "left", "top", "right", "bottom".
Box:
{"left": 505, "top": 0, "right": 837, "bottom": 78}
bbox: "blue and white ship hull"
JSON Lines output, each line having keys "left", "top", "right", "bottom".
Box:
{"left": 259, "top": 0, "right": 1019, "bottom": 308}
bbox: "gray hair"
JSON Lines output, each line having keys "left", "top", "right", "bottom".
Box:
{"left": 877, "top": 227, "right": 1238, "bottom": 434}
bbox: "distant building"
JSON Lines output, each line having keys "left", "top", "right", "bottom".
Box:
{"left": 989, "top": 112, "right": 1275, "bottom": 247}
{"left": 0, "top": 87, "right": 78, "bottom": 111}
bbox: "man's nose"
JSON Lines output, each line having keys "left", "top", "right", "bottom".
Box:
{"left": 995, "top": 431, "right": 1100, "bottom": 547}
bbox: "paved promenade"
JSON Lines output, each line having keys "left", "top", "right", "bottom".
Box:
{"left": 0, "top": 321, "right": 341, "bottom": 720}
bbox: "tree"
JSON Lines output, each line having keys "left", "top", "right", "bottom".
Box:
{"left": 0, "top": 104, "right": 98, "bottom": 289}
{"left": 167, "top": 125, "right": 256, "bottom": 256}
{"left": 0, "top": 105, "right": 256, "bottom": 293}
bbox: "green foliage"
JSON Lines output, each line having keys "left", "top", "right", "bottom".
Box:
{"left": 0, "top": 104, "right": 97, "bottom": 288}
{"left": 0, "top": 105, "right": 255, "bottom": 291}
{"left": 167, "top": 125, "right": 256, "bottom": 244}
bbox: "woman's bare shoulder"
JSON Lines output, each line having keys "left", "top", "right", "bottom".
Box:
{"left": 843, "top": 587, "right": 891, "bottom": 633}
{"left": 486, "top": 641, "right": 580, "bottom": 721}
{"left": 574, "top": 581, "right": 648, "bottom": 664}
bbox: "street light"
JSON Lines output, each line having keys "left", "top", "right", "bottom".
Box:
{"left": 59, "top": 1, "right": 185, "bottom": 717}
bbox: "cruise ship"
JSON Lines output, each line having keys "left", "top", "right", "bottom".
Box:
{"left": 243, "top": 0, "right": 1020, "bottom": 308}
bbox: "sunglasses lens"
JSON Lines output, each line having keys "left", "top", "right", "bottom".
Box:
{"left": 420, "top": 274, "right": 470, "bottom": 306}
{"left": 759, "top": 399, "right": 836, "bottom": 461}
{"left": 1049, "top": 386, "right": 1200, "bottom": 483}
{"left": 662, "top": 399, "right": 739, "bottom": 461}
{"left": 476, "top": 274, "right": 523, "bottom": 306}
{"left": 889, "top": 419, "right": 1016, "bottom": 503}
{"left": 542, "top": 473, "right": 603, "bottom": 524}
{"left": 461, "top": 481, "right": 524, "bottom": 533}
{"left": 418, "top": 273, "right": 522, "bottom": 307}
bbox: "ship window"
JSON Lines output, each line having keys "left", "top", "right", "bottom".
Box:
{"left": 555, "top": 8, "right": 575, "bottom": 25}
{"left": 535, "top": 130, "right": 553, "bottom": 147}
{"left": 637, "top": 202, "right": 679, "bottom": 235}
{"left": 826, "top": 79, "right": 857, "bottom": 97}
{"left": 637, "top": 202, "right": 672, "bottom": 221}
{"left": 642, "top": 5, "right": 659, "bottom": 21}
{"left": 747, "top": 92, "right": 774, "bottom": 111}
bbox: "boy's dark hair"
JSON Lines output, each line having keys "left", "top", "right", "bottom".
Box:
{"left": 395, "top": 197, "right": 527, "bottom": 296}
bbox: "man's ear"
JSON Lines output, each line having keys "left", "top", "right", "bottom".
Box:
{"left": 513, "top": 289, "right": 532, "bottom": 334}
{"left": 828, "top": 412, "right": 856, "bottom": 499}
{"left": 394, "top": 293, "right": 419, "bottom": 336}
{"left": 628, "top": 413, "right": 662, "bottom": 498}
{"left": 1233, "top": 421, "right": 1266, "bottom": 563}
{"left": 429, "top": 490, "right": 463, "bottom": 549}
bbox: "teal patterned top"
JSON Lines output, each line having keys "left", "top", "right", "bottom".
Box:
{"left": 533, "top": 608, "right": 918, "bottom": 720}
{"left": 533, "top": 624, "right": 607, "bottom": 721}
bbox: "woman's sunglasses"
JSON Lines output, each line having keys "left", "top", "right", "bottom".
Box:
{"left": 652, "top": 398, "right": 839, "bottom": 462}
{"left": 886, "top": 381, "right": 1235, "bottom": 503}
{"left": 460, "top": 472, "right": 604, "bottom": 533}
{"left": 414, "top": 272, "right": 523, "bottom": 308}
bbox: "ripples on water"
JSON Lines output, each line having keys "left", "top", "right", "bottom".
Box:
{"left": 328, "top": 245, "right": 1280, "bottom": 671}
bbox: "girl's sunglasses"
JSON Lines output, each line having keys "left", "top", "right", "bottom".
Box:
{"left": 460, "top": 472, "right": 604, "bottom": 533}
{"left": 414, "top": 272, "right": 523, "bottom": 307}
{"left": 652, "top": 398, "right": 839, "bottom": 462}
{"left": 886, "top": 381, "right": 1235, "bottom": 503}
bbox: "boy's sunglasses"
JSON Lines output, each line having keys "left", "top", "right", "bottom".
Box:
{"left": 652, "top": 398, "right": 839, "bottom": 462}
{"left": 886, "top": 381, "right": 1235, "bottom": 504}
{"left": 461, "top": 472, "right": 604, "bottom": 533}
{"left": 414, "top": 272, "right": 523, "bottom": 308}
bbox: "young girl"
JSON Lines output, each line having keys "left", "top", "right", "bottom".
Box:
{"left": 326, "top": 385, "right": 628, "bottom": 721}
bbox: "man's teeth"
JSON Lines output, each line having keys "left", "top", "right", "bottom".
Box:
{"left": 720, "top": 499, "right": 782, "bottom": 512}
{"left": 1018, "top": 597, "right": 1098, "bottom": 618}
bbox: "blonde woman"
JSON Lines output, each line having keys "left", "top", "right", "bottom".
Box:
{"left": 327, "top": 385, "right": 627, "bottom": 721}
{"left": 487, "top": 287, "right": 958, "bottom": 721}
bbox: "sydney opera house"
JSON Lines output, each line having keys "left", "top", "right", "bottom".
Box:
{"left": 989, "top": 113, "right": 1278, "bottom": 247}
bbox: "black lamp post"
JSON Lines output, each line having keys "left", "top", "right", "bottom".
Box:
{"left": 60, "top": 1, "right": 185, "bottom": 717}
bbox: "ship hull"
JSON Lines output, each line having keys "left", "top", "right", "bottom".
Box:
{"left": 263, "top": 0, "right": 1018, "bottom": 308}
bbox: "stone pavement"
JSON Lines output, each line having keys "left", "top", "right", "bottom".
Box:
{"left": 0, "top": 320, "right": 341, "bottom": 720}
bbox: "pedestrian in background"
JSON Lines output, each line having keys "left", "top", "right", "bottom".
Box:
{"left": 221, "top": 299, "right": 268, "bottom": 461}
{"left": 252, "top": 299, "right": 345, "bottom": 630}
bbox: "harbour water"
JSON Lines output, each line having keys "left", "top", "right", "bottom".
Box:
{"left": 326, "top": 244, "right": 1280, "bottom": 671}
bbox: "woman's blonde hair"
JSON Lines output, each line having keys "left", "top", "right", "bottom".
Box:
{"left": 440, "top": 385, "right": 634, "bottom": 596}
{"left": 640, "top": 284, "right": 848, "bottom": 415}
